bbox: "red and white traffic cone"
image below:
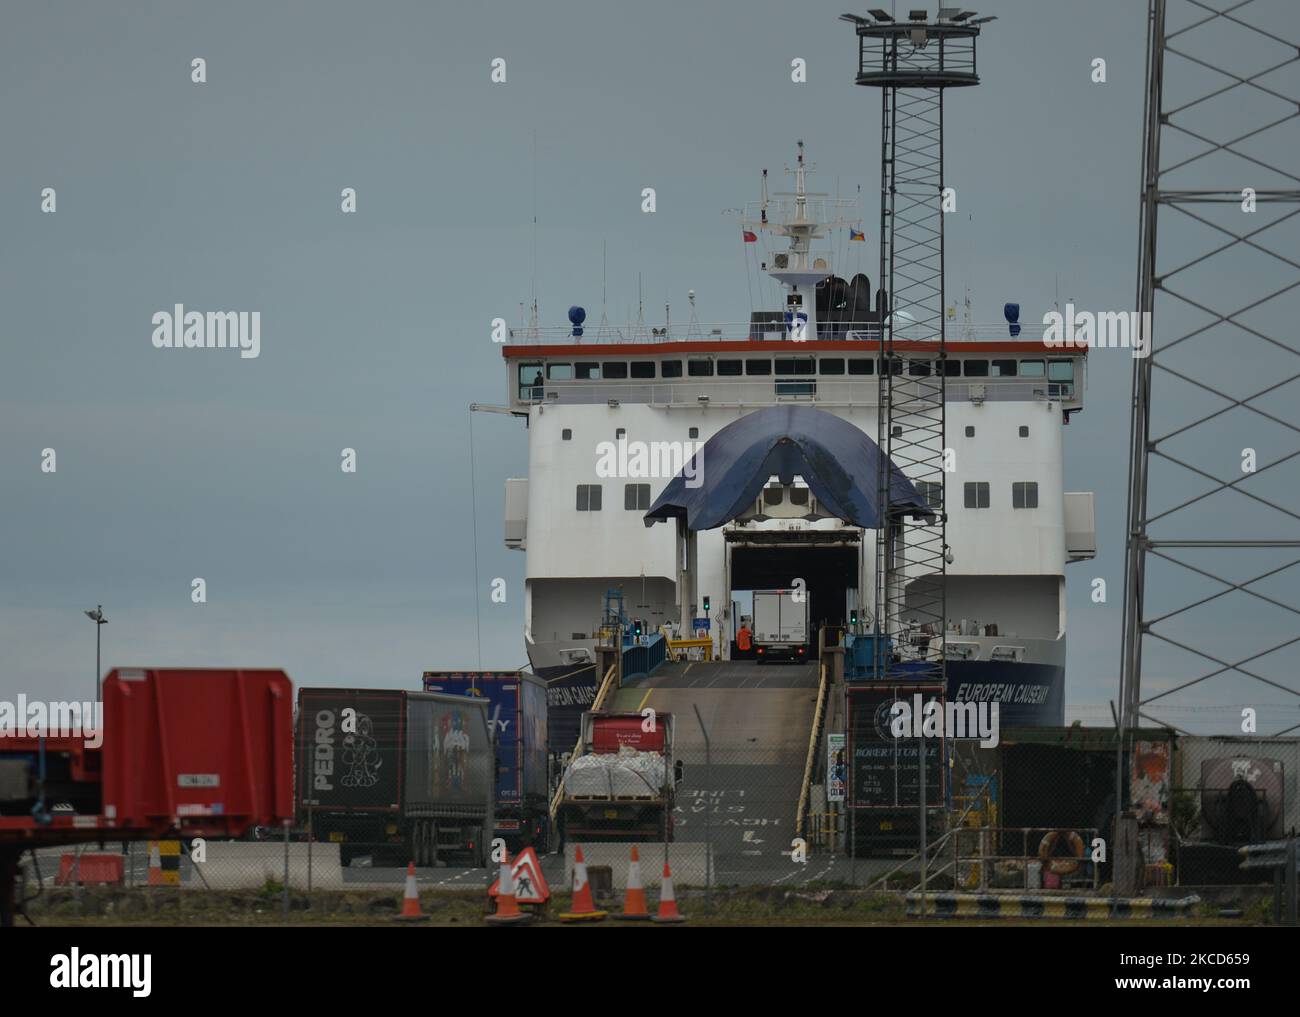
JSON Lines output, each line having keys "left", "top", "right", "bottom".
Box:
{"left": 652, "top": 861, "right": 686, "bottom": 923}
{"left": 394, "top": 861, "right": 429, "bottom": 922}
{"left": 615, "top": 845, "right": 651, "bottom": 921}
{"left": 559, "top": 845, "right": 607, "bottom": 922}
{"left": 486, "top": 850, "right": 531, "bottom": 925}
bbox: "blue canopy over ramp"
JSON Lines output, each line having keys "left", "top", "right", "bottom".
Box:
{"left": 644, "top": 404, "right": 932, "bottom": 531}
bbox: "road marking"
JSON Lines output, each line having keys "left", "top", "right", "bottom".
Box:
{"left": 637, "top": 689, "right": 653, "bottom": 712}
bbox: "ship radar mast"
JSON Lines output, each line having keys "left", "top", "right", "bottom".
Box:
{"left": 743, "top": 141, "right": 860, "bottom": 340}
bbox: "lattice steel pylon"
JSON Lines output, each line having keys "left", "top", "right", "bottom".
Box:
{"left": 841, "top": 9, "right": 989, "bottom": 683}
{"left": 1120, "top": 0, "right": 1300, "bottom": 743}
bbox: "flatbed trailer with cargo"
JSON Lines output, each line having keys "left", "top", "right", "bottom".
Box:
{"left": 557, "top": 711, "right": 682, "bottom": 845}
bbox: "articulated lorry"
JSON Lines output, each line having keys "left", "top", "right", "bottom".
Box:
{"left": 752, "top": 588, "right": 810, "bottom": 662}
{"left": 297, "top": 688, "right": 494, "bottom": 867}
{"left": 557, "top": 712, "right": 682, "bottom": 846}
{"left": 421, "top": 671, "right": 551, "bottom": 853}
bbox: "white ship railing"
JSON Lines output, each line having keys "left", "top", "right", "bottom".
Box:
{"left": 505, "top": 322, "right": 1049, "bottom": 345}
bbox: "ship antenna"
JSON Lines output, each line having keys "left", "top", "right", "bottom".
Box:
{"left": 599, "top": 239, "right": 611, "bottom": 336}
{"left": 530, "top": 130, "right": 539, "bottom": 335}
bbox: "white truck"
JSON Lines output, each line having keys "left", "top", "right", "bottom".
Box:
{"left": 751, "top": 588, "right": 810, "bottom": 662}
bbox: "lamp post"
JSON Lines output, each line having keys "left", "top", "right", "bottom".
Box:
{"left": 84, "top": 605, "right": 107, "bottom": 701}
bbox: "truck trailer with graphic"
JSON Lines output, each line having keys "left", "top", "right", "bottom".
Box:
{"left": 296, "top": 688, "right": 494, "bottom": 867}
{"left": 421, "top": 671, "right": 550, "bottom": 853}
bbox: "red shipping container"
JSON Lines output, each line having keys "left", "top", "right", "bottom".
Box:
{"left": 101, "top": 668, "right": 294, "bottom": 837}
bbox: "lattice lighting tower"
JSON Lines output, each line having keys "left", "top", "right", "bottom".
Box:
{"left": 841, "top": 8, "right": 992, "bottom": 685}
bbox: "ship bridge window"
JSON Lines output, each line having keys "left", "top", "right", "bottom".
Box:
{"left": 963, "top": 482, "right": 990, "bottom": 509}
{"left": 746, "top": 359, "right": 771, "bottom": 376}
{"left": 884, "top": 357, "right": 903, "bottom": 375}
{"left": 789, "top": 487, "right": 809, "bottom": 506}
{"left": 963, "top": 360, "right": 989, "bottom": 377}
{"left": 908, "top": 360, "right": 932, "bottom": 377}
{"left": 576, "top": 484, "right": 603, "bottom": 511}
{"left": 1048, "top": 360, "right": 1074, "bottom": 381}
{"left": 1019, "top": 359, "right": 1045, "bottom": 377}
{"left": 819, "top": 358, "right": 845, "bottom": 375}
{"left": 630, "top": 361, "right": 655, "bottom": 379}
{"left": 688, "top": 359, "right": 714, "bottom": 377}
{"left": 602, "top": 361, "right": 629, "bottom": 379}
{"left": 624, "top": 483, "right": 651, "bottom": 510}
{"left": 991, "top": 359, "right": 1017, "bottom": 377}
{"left": 1012, "top": 481, "right": 1039, "bottom": 509}
{"left": 575, "top": 362, "right": 601, "bottom": 380}
{"left": 848, "top": 359, "right": 873, "bottom": 375}
{"left": 717, "top": 359, "right": 743, "bottom": 376}
{"left": 547, "top": 363, "right": 573, "bottom": 381}
{"left": 774, "top": 357, "right": 814, "bottom": 375}
{"left": 661, "top": 360, "right": 683, "bottom": 378}
{"left": 518, "top": 362, "right": 544, "bottom": 399}
{"left": 942, "top": 360, "right": 961, "bottom": 377}
{"left": 763, "top": 485, "right": 784, "bottom": 505}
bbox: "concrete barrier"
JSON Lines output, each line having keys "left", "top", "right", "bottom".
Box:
{"left": 563, "top": 843, "right": 712, "bottom": 889}
{"left": 193, "top": 842, "right": 345, "bottom": 891}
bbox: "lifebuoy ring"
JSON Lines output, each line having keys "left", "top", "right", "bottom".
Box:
{"left": 1038, "top": 829, "right": 1085, "bottom": 876}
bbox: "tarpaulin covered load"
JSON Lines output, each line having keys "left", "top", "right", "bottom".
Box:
{"left": 563, "top": 748, "right": 667, "bottom": 798}
{"left": 643, "top": 404, "right": 932, "bottom": 531}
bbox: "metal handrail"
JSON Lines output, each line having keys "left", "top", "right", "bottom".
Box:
{"left": 507, "top": 322, "right": 1048, "bottom": 345}
{"left": 794, "top": 655, "right": 832, "bottom": 841}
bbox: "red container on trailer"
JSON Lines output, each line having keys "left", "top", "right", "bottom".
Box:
{"left": 100, "top": 667, "right": 294, "bottom": 837}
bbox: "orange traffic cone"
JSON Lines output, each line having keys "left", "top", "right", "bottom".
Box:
{"left": 146, "top": 843, "right": 164, "bottom": 886}
{"left": 486, "top": 850, "right": 531, "bottom": 926}
{"left": 394, "top": 861, "right": 429, "bottom": 922}
{"left": 558, "top": 845, "right": 607, "bottom": 922}
{"left": 652, "top": 861, "right": 686, "bottom": 923}
{"left": 615, "top": 845, "right": 651, "bottom": 921}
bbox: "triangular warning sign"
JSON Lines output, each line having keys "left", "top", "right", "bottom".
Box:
{"left": 488, "top": 847, "right": 550, "bottom": 904}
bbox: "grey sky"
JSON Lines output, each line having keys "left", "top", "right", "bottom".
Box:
{"left": 2, "top": 1, "right": 1295, "bottom": 734}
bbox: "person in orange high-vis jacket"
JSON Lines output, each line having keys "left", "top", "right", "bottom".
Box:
{"left": 736, "top": 623, "right": 752, "bottom": 655}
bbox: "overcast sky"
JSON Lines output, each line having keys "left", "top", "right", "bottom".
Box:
{"left": 2, "top": 1, "right": 1296, "bottom": 735}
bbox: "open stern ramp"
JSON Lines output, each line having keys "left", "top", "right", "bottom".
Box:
{"left": 612, "top": 660, "right": 819, "bottom": 884}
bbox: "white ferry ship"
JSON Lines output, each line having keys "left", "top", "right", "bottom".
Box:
{"left": 491, "top": 146, "right": 1095, "bottom": 744}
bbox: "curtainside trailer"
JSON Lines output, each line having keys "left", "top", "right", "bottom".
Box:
{"left": 297, "top": 688, "right": 494, "bottom": 867}
{"left": 421, "top": 671, "right": 550, "bottom": 853}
